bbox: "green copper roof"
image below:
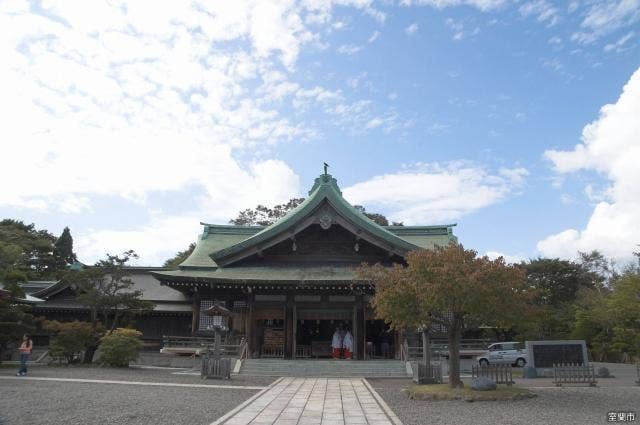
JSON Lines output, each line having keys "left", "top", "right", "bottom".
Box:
{"left": 174, "top": 173, "right": 458, "bottom": 274}
{"left": 154, "top": 264, "right": 361, "bottom": 284}
{"left": 209, "top": 174, "right": 423, "bottom": 265}
{"left": 179, "top": 224, "right": 263, "bottom": 269}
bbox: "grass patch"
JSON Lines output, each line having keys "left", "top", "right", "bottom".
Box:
{"left": 407, "top": 384, "right": 536, "bottom": 402}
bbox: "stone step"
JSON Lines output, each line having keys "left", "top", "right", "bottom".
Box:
{"left": 239, "top": 360, "right": 409, "bottom": 377}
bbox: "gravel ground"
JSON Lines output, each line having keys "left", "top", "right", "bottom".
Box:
{"left": 0, "top": 365, "right": 276, "bottom": 387}
{"left": 0, "top": 366, "right": 276, "bottom": 425}
{"left": 0, "top": 380, "right": 257, "bottom": 425}
{"left": 370, "top": 378, "right": 640, "bottom": 425}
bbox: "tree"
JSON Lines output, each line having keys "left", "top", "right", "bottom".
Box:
{"left": 65, "top": 250, "right": 154, "bottom": 362}
{"left": 0, "top": 219, "right": 60, "bottom": 279}
{"left": 43, "top": 320, "right": 104, "bottom": 364}
{"left": 54, "top": 227, "right": 77, "bottom": 267}
{"left": 230, "top": 198, "right": 305, "bottom": 226}
{"left": 359, "top": 244, "right": 533, "bottom": 388}
{"left": 0, "top": 276, "right": 35, "bottom": 364}
{"left": 523, "top": 258, "right": 595, "bottom": 339}
{"left": 98, "top": 328, "right": 143, "bottom": 367}
{"left": 607, "top": 273, "right": 640, "bottom": 360}
{"left": 353, "top": 205, "right": 403, "bottom": 226}
{"left": 163, "top": 243, "right": 196, "bottom": 269}
{"left": 229, "top": 198, "right": 402, "bottom": 227}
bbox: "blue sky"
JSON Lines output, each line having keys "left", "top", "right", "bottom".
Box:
{"left": 1, "top": 0, "right": 639, "bottom": 265}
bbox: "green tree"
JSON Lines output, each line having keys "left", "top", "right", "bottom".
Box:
{"left": 43, "top": 320, "right": 104, "bottom": 364}
{"left": 163, "top": 243, "right": 196, "bottom": 269}
{"left": 229, "top": 198, "right": 402, "bottom": 227}
{"left": 65, "top": 250, "right": 153, "bottom": 362}
{"left": 230, "top": 198, "right": 305, "bottom": 226}
{"left": 0, "top": 219, "right": 60, "bottom": 279}
{"left": 360, "top": 244, "right": 533, "bottom": 387}
{"left": 572, "top": 286, "right": 615, "bottom": 361}
{"left": 98, "top": 327, "right": 143, "bottom": 367}
{"left": 523, "top": 258, "right": 595, "bottom": 339}
{"left": 608, "top": 273, "right": 640, "bottom": 360}
{"left": 0, "top": 277, "right": 35, "bottom": 364}
{"left": 54, "top": 227, "right": 77, "bottom": 267}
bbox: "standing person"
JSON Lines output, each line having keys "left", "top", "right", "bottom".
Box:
{"left": 331, "top": 328, "right": 343, "bottom": 359}
{"left": 16, "top": 334, "right": 33, "bottom": 376}
{"left": 343, "top": 329, "right": 354, "bottom": 360}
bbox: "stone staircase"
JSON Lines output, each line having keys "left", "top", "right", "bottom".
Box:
{"left": 239, "top": 359, "right": 409, "bottom": 378}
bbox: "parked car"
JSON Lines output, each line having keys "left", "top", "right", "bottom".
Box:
{"left": 476, "top": 342, "right": 527, "bottom": 367}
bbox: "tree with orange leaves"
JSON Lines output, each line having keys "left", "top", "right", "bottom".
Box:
{"left": 359, "top": 243, "right": 534, "bottom": 388}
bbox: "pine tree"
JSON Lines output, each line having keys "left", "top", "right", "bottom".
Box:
{"left": 54, "top": 227, "right": 77, "bottom": 266}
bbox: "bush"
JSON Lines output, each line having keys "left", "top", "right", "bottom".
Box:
{"left": 43, "top": 320, "right": 103, "bottom": 364}
{"left": 98, "top": 328, "right": 142, "bottom": 367}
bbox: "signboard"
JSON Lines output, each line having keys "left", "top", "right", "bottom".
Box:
{"left": 525, "top": 340, "right": 589, "bottom": 369}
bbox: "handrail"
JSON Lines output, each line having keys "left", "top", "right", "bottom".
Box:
{"left": 238, "top": 338, "right": 249, "bottom": 361}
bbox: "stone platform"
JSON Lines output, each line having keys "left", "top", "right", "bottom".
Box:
{"left": 213, "top": 377, "right": 402, "bottom": 425}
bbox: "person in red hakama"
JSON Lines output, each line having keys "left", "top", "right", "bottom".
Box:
{"left": 343, "top": 329, "right": 354, "bottom": 360}
{"left": 331, "top": 328, "right": 343, "bottom": 359}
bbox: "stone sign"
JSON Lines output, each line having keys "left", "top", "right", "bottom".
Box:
{"left": 526, "top": 340, "right": 589, "bottom": 370}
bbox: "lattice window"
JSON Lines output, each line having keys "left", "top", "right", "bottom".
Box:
{"left": 198, "top": 300, "right": 223, "bottom": 331}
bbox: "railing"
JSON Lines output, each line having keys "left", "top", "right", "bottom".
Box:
{"left": 472, "top": 364, "right": 514, "bottom": 386}
{"left": 161, "top": 335, "right": 242, "bottom": 357}
{"left": 296, "top": 345, "right": 312, "bottom": 358}
{"left": 405, "top": 339, "right": 490, "bottom": 360}
{"left": 238, "top": 338, "right": 249, "bottom": 361}
{"left": 553, "top": 363, "right": 597, "bottom": 387}
{"left": 201, "top": 350, "right": 231, "bottom": 380}
{"left": 413, "top": 363, "right": 443, "bottom": 384}
{"left": 261, "top": 345, "right": 285, "bottom": 358}
{"left": 400, "top": 341, "right": 408, "bottom": 362}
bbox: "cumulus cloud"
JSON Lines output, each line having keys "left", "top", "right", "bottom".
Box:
{"left": 486, "top": 251, "right": 527, "bottom": 264}
{"left": 343, "top": 162, "right": 528, "bottom": 224}
{"left": 538, "top": 67, "right": 640, "bottom": 260}
{"left": 0, "top": 0, "right": 387, "bottom": 264}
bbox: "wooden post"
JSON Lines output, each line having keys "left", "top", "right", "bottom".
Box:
{"left": 245, "top": 293, "right": 254, "bottom": 358}
{"left": 191, "top": 295, "right": 200, "bottom": 336}
{"left": 284, "top": 294, "right": 294, "bottom": 359}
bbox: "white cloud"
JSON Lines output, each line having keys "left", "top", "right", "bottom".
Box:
{"left": 538, "top": 67, "right": 640, "bottom": 260}
{"left": 405, "top": 23, "right": 419, "bottom": 35}
{"left": 337, "top": 43, "right": 363, "bottom": 54}
{"left": 367, "top": 30, "right": 380, "bottom": 43}
{"left": 604, "top": 30, "right": 635, "bottom": 52}
{"left": 400, "top": 0, "right": 506, "bottom": 12}
{"left": 486, "top": 251, "right": 526, "bottom": 264}
{"left": 0, "top": 0, "right": 388, "bottom": 264}
{"left": 343, "top": 162, "right": 528, "bottom": 224}
{"left": 445, "top": 18, "right": 480, "bottom": 40}
{"left": 571, "top": 0, "right": 640, "bottom": 44}
{"left": 519, "top": 0, "right": 560, "bottom": 26}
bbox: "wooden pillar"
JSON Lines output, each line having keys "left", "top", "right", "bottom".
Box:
{"left": 245, "top": 293, "right": 254, "bottom": 358}
{"left": 284, "top": 294, "right": 294, "bottom": 359}
{"left": 191, "top": 293, "right": 200, "bottom": 336}
{"left": 355, "top": 294, "right": 365, "bottom": 360}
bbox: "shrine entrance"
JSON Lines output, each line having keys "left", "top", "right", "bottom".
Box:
{"left": 294, "top": 309, "right": 353, "bottom": 359}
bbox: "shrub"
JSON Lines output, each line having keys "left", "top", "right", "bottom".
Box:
{"left": 43, "top": 320, "right": 103, "bottom": 364}
{"left": 98, "top": 328, "right": 143, "bottom": 367}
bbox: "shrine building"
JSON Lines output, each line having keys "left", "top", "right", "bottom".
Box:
{"left": 152, "top": 172, "right": 456, "bottom": 360}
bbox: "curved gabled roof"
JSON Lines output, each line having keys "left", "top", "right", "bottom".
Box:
{"left": 208, "top": 174, "right": 421, "bottom": 266}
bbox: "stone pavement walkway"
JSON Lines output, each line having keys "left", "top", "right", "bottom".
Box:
{"left": 212, "top": 377, "right": 402, "bottom": 425}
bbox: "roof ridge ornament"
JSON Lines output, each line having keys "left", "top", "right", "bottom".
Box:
{"left": 323, "top": 162, "right": 329, "bottom": 176}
